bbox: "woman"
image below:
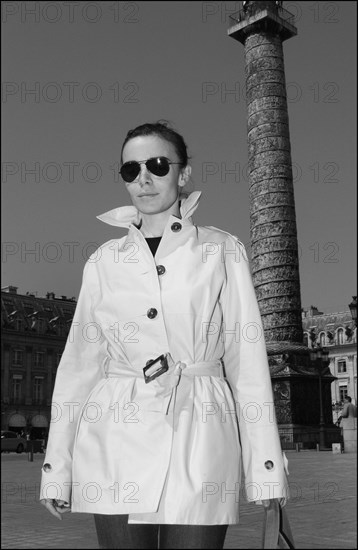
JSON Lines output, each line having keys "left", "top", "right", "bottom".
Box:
{"left": 40, "top": 121, "right": 289, "bottom": 549}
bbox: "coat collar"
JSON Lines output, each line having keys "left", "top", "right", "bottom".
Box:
{"left": 96, "top": 191, "right": 202, "bottom": 228}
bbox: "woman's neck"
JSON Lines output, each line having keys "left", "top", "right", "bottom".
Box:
{"left": 139, "top": 199, "right": 181, "bottom": 237}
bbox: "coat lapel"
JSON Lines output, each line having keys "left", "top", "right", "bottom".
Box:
{"left": 118, "top": 212, "right": 198, "bottom": 273}
{"left": 96, "top": 191, "right": 202, "bottom": 229}
{"left": 96, "top": 191, "right": 202, "bottom": 265}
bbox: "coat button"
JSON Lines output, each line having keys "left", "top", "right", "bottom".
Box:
{"left": 43, "top": 463, "right": 52, "bottom": 473}
{"left": 264, "top": 460, "right": 274, "bottom": 470}
{"left": 147, "top": 308, "right": 158, "bottom": 319}
{"left": 171, "top": 222, "right": 182, "bottom": 232}
{"left": 156, "top": 265, "right": 166, "bottom": 276}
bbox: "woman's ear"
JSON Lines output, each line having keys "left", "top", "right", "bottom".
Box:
{"left": 179, "top": 165, "right": 192, "bottom": 187}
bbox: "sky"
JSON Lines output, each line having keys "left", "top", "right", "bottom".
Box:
{"left": 1, "top": 1, "right": 357, "bottom": 313}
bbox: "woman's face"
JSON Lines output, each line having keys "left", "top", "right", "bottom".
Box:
{"left": 121, "top": 135, "right": 185, "bottom": 215}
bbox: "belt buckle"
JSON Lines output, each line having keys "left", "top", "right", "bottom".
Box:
{"left": 143, "top": 354, "right": 169, "bottom": 384}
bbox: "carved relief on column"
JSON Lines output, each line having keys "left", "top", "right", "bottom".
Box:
{"left": 273, "top": 380, "right": 292, "bottom": 423}
{"left": 245, "top": 31, "right": 303, "bottom": 345}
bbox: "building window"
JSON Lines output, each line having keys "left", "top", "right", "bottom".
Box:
{"left": 303, "top": 333, "right": 309, "bottom": 346}
{"left": 12, "top": 376, "right": 22, "bottom": 403}
{"left": 13, "top": 350, "right": 24, "bottom": 366}
{"left": 319, "top": 332, "right": 326, "bottom": 347}
{"left": 34, "top": 352, "right": 44, "bottom": 367}
{"left": 15, "top": 318, "right": 23, "bottom": 331}
{"left": 33, "top": 377, "right": 44, "bottom": 403}
{"left": 339, "top": 385, "right": 348, "bottom": 401}
{"left": 337, "top": 360, "right": 347, "bottom": 373}
{"left": 337, "top": 328, "right": 344, "bottom": 345}
{"left": 37, "top": 319, "right": 46, "bottom": 333}
{"left": 57, "top": 322, "right": 67, "bottom": 337}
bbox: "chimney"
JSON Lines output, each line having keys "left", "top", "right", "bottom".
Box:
{"left": 2, "top": 286, "right": 18, "bottom": 294}
{"left": 309, "top": 306, "right": 323, "bottom": 316}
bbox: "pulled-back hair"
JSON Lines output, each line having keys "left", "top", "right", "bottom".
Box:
{"left": 120, "top": 120, "right": 190, "bottom": 166}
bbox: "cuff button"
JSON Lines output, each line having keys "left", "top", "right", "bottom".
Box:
{"left": 264, "top": 460, "right": 274, "bottom": 470}
{"left": 43, "top": 463, "right": 52, "bottom": 473}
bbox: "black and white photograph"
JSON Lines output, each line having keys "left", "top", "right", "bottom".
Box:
{"left": 1, "top": 1, "right": 357, "bottom": 548}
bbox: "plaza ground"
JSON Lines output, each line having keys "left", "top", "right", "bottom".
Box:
{"left": 1, "top": 450, "right": 356, "bottom": 549}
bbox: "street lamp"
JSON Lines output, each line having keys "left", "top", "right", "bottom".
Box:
{"left": 348, "top": 296, "right": 357, "bottom": 327}
{"left": 310, "top": 346, "right": 330, "bottom": 450}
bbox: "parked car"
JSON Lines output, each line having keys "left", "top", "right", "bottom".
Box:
{"left": 1, "top": 430, "right": 27, "bottom": 453}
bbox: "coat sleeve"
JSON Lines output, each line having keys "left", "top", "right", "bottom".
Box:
{"left": 39, "top": 258, "right": 106, "bottom": 503}
{"left": 220, "top": 234, "right": 289, "bottom": 503}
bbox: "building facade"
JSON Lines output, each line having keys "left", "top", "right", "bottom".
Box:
{"left": 302, "top": 305, "right": 357, "bottom": 423}
{"left": 2, "top": 284, "right": 356, "bottom": 439}
{"left": 1, "top": 285, "right": 76, "bottom": 438}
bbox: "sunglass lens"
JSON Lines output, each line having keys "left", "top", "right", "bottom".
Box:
{"left": 120, "top": 162, "right": 140, "bottom": 183}
{"left": 147, "top": 157, "right": 170, "bottom": 177}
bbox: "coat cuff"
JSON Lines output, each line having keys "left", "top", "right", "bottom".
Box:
{"left": 243, "top": 451, "right": 290, "bottom": 502}
{"left": 39, "top": 461, "right": 72, "bottom": 503}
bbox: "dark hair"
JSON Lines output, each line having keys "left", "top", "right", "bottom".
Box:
{"left": 345, "top": 396, "right": 352, "bottom": 402}
{"left": 120, "top": 120, "right": 190, "bottom": 166}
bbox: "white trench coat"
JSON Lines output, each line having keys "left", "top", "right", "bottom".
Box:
{"left": 40, "top": 191, "right": 289, "bottom": 525}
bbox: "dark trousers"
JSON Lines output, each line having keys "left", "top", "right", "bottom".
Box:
{"left": 94, "top": 514, "right": 228, "bottom": 549}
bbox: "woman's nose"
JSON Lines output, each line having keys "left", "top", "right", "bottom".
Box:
{"left": 137, "top": 164, "right": 152, "bottom": 186}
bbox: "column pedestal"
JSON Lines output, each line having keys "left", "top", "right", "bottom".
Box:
{"left": 267, "top": 344, "right": 341, "bottom": 448}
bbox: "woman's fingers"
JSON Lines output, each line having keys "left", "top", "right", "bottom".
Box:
{"left": 40, "top": 499, "right": 71, "bottom": 520}
{"left": 56, "top": 502, "right": 71, "bottom": 514}
{"left": 40, "top": 499, "right": 62, "bottom": 520}
{"left": 54, "top": 499, "right": 71, "bottom": 515}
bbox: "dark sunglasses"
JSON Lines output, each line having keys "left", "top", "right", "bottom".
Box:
{"left": 120, "top": 156, "right": 183, "bottom": 183}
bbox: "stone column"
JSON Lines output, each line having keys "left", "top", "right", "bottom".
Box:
{"left": 227, "top": 1, "right": 341, "bottom": 447}
{"left": 246, "top": 32, "right": 303, "bottom": 347}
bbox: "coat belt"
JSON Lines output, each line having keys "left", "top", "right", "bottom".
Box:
{"left": 103, "top": 357, "right": 225, "bottom": 415}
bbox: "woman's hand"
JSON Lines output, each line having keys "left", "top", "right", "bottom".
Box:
{"left": 40, "top": 499, "right": 71, "bottom": 520}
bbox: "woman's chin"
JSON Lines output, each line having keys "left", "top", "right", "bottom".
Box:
{"left": 136, "top": 204, "right": 162, "bottom": 215}
{"left": 134, "top": 197, "right": 178, "bottom": 216}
